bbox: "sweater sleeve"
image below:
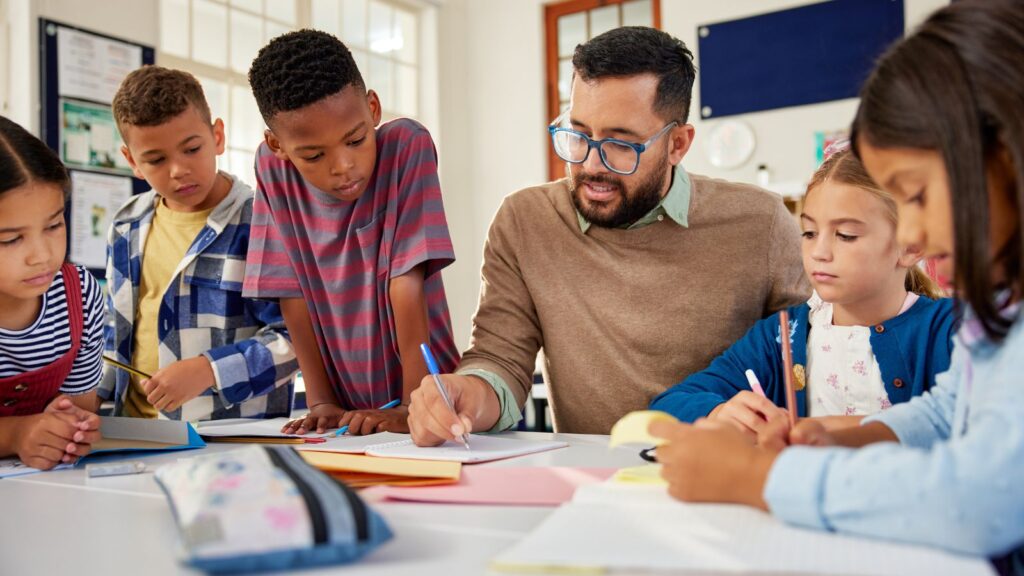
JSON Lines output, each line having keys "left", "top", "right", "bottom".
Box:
{"left": 455, "top": 196, "right": 538, "bottom": 418}
{"left": 650, "top": 313, "right": 782, "bottom": 422}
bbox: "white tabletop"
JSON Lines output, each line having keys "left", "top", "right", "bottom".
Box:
{"left": 0, "top": 432, "right": 995, "bottom": 575}
{"left": 0, "top": 432, "right": 645, "bottom": 575}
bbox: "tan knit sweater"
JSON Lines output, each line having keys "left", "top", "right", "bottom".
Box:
{"left": 458, "top": 174, "right": 811, "bottom": 434}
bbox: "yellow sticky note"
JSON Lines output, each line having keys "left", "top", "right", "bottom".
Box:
{"left": 608, "top": 410, "right": 678, "bottom": 448}
{"left": 612, "top": 464, "right": 667, "bottom": 486}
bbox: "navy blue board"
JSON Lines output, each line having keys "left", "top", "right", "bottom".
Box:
{"left": 697, "top": 0, "right": 905, "bottom": 119}
{"left": 38, "top": 19, "right": 155, "bottom": 280}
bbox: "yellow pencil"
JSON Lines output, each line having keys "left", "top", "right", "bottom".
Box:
{"left": 102, "top": 355, "right": 153, "bottom": 380}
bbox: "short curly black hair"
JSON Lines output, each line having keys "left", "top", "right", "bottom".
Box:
{"left": 248, "top": 29, "right": 365, "bottom": 125}
{"left": 113, "top": 66, "right": 211, "bottom": 138}
{"left": 573, "top": 27, "right": 696, "bottom": 123}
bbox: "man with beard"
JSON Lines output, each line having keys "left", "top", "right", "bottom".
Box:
{"left": 408, "top": 27, "right": 810, "bottom": 441}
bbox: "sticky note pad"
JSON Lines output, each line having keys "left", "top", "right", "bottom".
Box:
{"left": 608, "top": 411, "right": 678, "bottom": 448}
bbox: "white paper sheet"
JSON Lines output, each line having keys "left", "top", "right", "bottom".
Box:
{"left": 69, "top": 171, "right": 131, "bottom": 269}
{"left": 491, "top": 483, "right": 993, "bottom": 576}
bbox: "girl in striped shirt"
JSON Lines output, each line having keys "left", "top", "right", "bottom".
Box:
{"left": 0, "top": 116, "right": 102, "bottom": 470}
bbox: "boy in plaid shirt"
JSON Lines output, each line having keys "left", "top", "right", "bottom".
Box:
{"left": 99, "top": 66, "right": 297, "bottom": 421}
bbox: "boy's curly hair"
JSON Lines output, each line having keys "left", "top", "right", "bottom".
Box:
{"left": 112, "top": 65, "right": 211, "bottom": 137}
{"left": 248, "top": 29, "right": 365, "bottom": 125}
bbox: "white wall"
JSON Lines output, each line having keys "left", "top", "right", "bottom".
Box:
{"left": 436, "top": 0, "right": 549, "bottom": 349}
{"left": 435, "top": 0, "right": 950, "bottom": 350}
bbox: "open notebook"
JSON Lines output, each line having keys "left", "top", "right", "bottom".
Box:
{"left": 299, "top": 432, "right": 568, "bottom": 464}
{"left": 491, "top": 483, "right": 992, "bottom": 576}
{"left": 193, "top": 418, "right": 335, "bottom": 441}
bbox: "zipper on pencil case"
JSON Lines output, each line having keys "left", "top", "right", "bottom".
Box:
{"left": 266, "top": 447, "right": 328, "bottom": 545}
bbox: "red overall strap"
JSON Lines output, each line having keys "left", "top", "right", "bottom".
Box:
{"left": 0, "top": 263, "right": 85, "bottom": 416}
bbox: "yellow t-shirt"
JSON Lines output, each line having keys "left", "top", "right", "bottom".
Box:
{"left": 123, "top": 200, "right": 213, "bottom": 418}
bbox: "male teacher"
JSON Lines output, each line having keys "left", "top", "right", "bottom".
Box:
{"left": 410, "top": 26, "right": 809, "bottom": 441}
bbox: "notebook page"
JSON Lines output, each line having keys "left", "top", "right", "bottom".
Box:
{"left": 492, "top": 483, "right": 992, "bottom": 576}
{"left": 295, "top": 432, "right": 412, "bottom": 453}
{"left": 194, "top": 418, "right": 334, "bottom": 439}
{"left": 364, "top": 434, "right": 569, "bottom": 463}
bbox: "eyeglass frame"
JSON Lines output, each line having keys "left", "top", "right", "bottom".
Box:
{"left": 547, "top": 117, "right": 679, "bottom": 176}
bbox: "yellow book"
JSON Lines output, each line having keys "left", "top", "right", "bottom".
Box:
{"left": 299, "top": 451, "right": 461, "bottom": 487}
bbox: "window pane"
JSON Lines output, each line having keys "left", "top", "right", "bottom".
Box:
{"left": 558, "top": 58, "right": 573, "bottom": 102}
{"left": 557, "top": 13, "right": 585, "bottom": 58}
{"left": 193, "top": 0, "right": 229, "bottom": 68}
{"left": 264, "top": 20, "right": 290, "bottom": 43}
{"left": 589, "top": 5, "right": 619, "bottom": 38}
{"left": 160, "top": 0, "right": 190, "bottom": 57}
{"left": 368, "top": 1, "right": 395, "bottom": 54}
{"left": 341, "top": 0, "right": 368, "bottom": 47}
{"left": 230, "top": 85, "right": 265, "bottom": 149}
{"left": 264, "top": 0, "right": 296, "bottom": 25}
{"left": 351, "top": 48, "right": 369, "bottom": 82}
{"left": 395, "top": 64, "right": 417, "bottom": 117}
{"left": 230, "top": 10, "right": 263, "bottom": 74}
{"left": 311, "top": 0, "right": 341, "bottom": 36}
{"left": 622, "top": 0, "right": 652, "bottom": 27}
{"left": 230, "top": 0, "right": 261, "bottom": 13}
{"left": 367, "top": 55, "right": 393, "bottom": 109}
{"left": 228, "top": 149, "right": 257, "bottom": 188}
{"left": 396, "top": 8, "right": 417, "bottom": 64}
{"left": 197, "top": 76, "right": 229, "bottom": 124}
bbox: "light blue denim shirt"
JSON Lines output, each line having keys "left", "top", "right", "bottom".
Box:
{"left": 764, "top": 311, "right": 1024, "bottom": 558}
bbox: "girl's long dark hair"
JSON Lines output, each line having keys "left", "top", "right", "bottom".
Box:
{"left": 851, "top": 0, "right": 1024, "bottom": 342}
{"left": 0, "top": 115, "right": 70, "bottom": 197}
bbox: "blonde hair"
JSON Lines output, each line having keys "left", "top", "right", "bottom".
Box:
{"left": 805, "top": 148, "right": 942, "bottom": 299}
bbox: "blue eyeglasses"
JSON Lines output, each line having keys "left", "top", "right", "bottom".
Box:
{"left": 547, "top": 115, "right": 678, "bottom": 176}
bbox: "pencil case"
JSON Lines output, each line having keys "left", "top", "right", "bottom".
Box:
{"left": 154, "top": 445, "right": 392, "bottom": 573}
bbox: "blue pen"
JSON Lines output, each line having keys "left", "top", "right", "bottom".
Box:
{"left": 333, "top": 398, "right": 402, "bottom": 437}
{"left": 419, "top": 343, "right": 471, "bottom": 450}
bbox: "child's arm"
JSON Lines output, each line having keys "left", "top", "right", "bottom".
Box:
{"left": 390, "top": 265, "right": 429, "bottom": 404}
{"left": 339, "top": 264, "right": 428, "bottom": 436}
{"left": 0, "top": 395, "right": 102, "bottom": 468}
{"left": 141, "top": 300, "right": 299, "bottom": 414}
{"left": 650, "top": 313, "right": 788, "bottom": 430}
{"left": 279, "top": 297, "right": 345, "bottom": 434}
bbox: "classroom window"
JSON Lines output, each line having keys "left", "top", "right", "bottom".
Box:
{"left": 311, "top": 0, "right": 421, "bottom": 119}
{"left": 158, "top": 0, "right": 425, "bottom": 188}
{"left": 543, "top": 0, "right": 660, "bottom": 181}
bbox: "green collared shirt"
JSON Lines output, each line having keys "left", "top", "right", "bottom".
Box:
{"left": 461, "top": 167, "right": 693, "bottom": 433}
{"left": 575, "top": 166, "right": 691, "bottom": 233}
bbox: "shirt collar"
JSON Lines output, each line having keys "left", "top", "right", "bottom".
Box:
{"left": 576, "top": 166, "right": 691, "bottom": 233}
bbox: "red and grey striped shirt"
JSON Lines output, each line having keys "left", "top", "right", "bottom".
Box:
{"left": 243, "top": 118, "right": 459, "bottom": 409}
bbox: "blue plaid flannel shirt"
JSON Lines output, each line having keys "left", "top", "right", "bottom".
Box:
{"left": 99, "top": 174, "right": 298, "bottom": 421}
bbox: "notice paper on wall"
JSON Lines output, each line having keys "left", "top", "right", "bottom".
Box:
{"left": 69, "top": 170, "right": 132, "bottom": 269}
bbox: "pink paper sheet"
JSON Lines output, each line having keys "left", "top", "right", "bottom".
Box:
{"left": 363, "top": 466, "right": 618, "bottom": 506}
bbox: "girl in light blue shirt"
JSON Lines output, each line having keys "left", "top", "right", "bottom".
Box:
{"left": 649, "top": 1, "right": 1024, "bottom": 572}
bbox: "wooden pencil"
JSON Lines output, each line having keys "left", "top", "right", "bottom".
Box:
{"left": 778, "top": 310, "right": 798, "bottom": 427}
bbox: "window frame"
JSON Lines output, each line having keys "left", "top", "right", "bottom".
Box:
{"left": 543, "top": 0, "right": 661, "bottom": 181}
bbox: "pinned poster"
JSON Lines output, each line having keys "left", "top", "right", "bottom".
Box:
{"left": 69, "top": 170, "right": 132, "bottom": 269}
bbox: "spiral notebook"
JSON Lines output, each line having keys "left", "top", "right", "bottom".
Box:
{"left": 300, "top": 432, "right": 568, "bottom": 464}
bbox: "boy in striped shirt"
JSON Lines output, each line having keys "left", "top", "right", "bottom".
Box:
{"left": 101, "top": 66, "right": 298, "bottom": 421}
{"left": 245, "top": 30, "right": 459, "bottom": 435}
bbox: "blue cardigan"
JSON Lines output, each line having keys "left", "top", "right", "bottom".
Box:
{"left": 650, "top": 297, "right": 958, "bottom": 422}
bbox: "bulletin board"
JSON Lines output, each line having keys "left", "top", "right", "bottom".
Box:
{"left": 38, "top": 19, "right": 155, "bottom": 277}
{"left": 697, "top": 0, "right": 905, "bottom": 119}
